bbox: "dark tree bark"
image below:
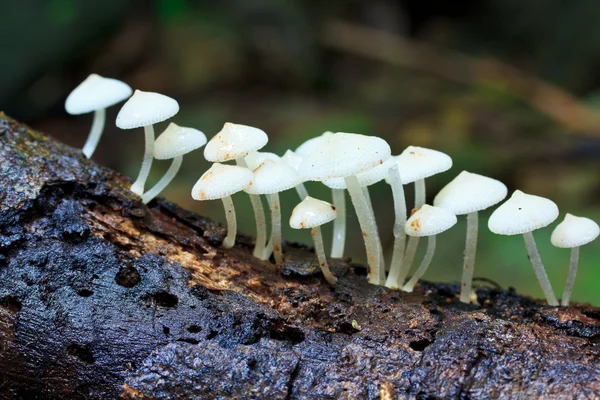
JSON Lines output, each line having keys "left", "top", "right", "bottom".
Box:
{"left": 0, "top": 113, "right": 599, "bottom": 399}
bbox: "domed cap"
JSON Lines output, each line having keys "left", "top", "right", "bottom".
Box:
{"left": 245, "top": 151, "right": 280, "bottom": 170}
{"left": 433, "top": 171, "right": 507, "bottom": 215}
{"left": 395, "top": 146, "right": 452, "bottom": 184}
{"left": 404, "top": 205, "right": 457, "bottom": 237}
{"left": 488, "top": 190, "right": 559, "bottom": 235}
{"left": 65, "top": 74, "right": 132, "bottom": 115}
{"left": 245, "top": 160, "right": 300, "bottom": 195}
{"left": 551, "top": 213, "right": 599, "bottom": 248}
{"left": 154, "top": 123, "right": 207, "bottom": 159}
{"left": 295, "top": 132, "right": 333, "bottom": 157}
{"left": 191, "top": 163, "right": 253, "bottom": 201}
{"left": 281, "top": 149, "right": 303, "bottom": 171}
{"left": 290, "top": 196, "right": 337, "bottom": 229}
{"left": 323, "top": 157, "right": 396, "bottom": 189}
{"left": 299, "top": 132, "right": 391, "bottom": 181}
{"left": 116, "top": 90, "right": 179, "bottom": 129}
{"left": 203, "top": 122, "right": 268, "bottom": 162}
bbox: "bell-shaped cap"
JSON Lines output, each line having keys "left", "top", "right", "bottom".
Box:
{"left": 488, "top": 190, "right": 559, "bottom": 235}
{"left": 245, "top": 160, "right": 300, "bottom": 195}
{"left": 395, "top": 146, "right": 452, "bottom": 184}
{"left": 299, "top": 132, "right": 391, "bottom": 181}
{"left": 153, "top": 123, "right": 207, "bottom": 160}
{"left": 290, "top": 196, "right": 337, "bottom": 229}
{"left": 295, "top": 132, "right": 333, "bottom": 157}
{"left": 323, "top": 157, "right": 396, "bottom": 189}
{"left": 65, "top": 74, "right": 132, "bottom": 115}
{"left": 203, "top": 122, "right": 268, "bottom": 162}
{"left": 433, "top": 171, "right": 507, "bottom": 215}
{"left": 116, "top": 90, "right": 179, "bottom": 129}
{"left": 191, "top": 163, "right": 253, "bottom": 201}
{"left": 404, "top": 205, "right": 457, "bottom": 237}
{"left": 551, "top": 213, "right": 599, "bottom": 248}
{"left": 245, "top": 151, "right": 280, "bottom": 171}
{"left": 281, "top": 149, "right": 303, "bottom": 171}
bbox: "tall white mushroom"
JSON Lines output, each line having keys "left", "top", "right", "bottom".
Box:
{"left": 488, "top": 190, "right": 559, "bottom": 306}
{"left": 298, "top": 132, "right": 391, "bottom": 285}
{"left": 551, "top": 213, "right": 599, "bottom": 306}
{"left": 191, "top": 163, "right": 253, "bottom": 249}
{"left": 204, "top": 122, "right": 269, "bottom": 258}
{"left": 116, "top": 90, "right": 179, "bottom": 196}
{"left": 65, "top": 74, "right": 132, "bottom": 159}
{"left": 433, "top": 171, "right": 507, "bottom": 303}
{"left": 141, "top": 123, "right": 207, "bottom": 204}
{"left": 385, "top": 146, "right": 452, "bottom": 289}
{"left": 402, "top": 205, "right": 457, "bottom": 292}
{"left": 290, "top": 196, "right": 338, "bottom": 285}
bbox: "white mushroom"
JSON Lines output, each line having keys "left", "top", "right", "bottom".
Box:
{"left": 402, "top": 205, "right": 457, "bottom": 292}
{"left": 191, "top": 163, "right": 253, "bottom": 249}
{"left": 65, "top": 74, "right": 132, "bottom": 159}
{"left": 551, "top": 213, "right": 599, "bottom": 306}
{"left": 116, "top": 90, "right": 179, "bottom": 196}
{"left": 488, "top": 190, "right": 559, "bottom": 306}
{"left": 290, "top": 196, "right": 338, "bottom": 285}
{"left": 141, "top": 123, "right": 207, "bottom": 204}
{"left": 433, "top": 171, "right": 507, "bottom": 303}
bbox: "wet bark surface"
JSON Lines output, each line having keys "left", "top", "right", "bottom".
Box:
{"left": 0, "top": 113, "right": 599, "bottom": 399}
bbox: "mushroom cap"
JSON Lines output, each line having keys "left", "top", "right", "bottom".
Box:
{"left": 551, "top": 213, "right": 599, "bottom": 248}
{"left": 433, "top": 171, "right": 507, "bottom": 215}
{"left": 295, "top": 132, "right": 333, "bottom": 157}
{"left": 153, "top": 123, "right": 207, "bottom": 159}
{"left": 191, "top": 163, "right": 253, "bottom": 201}
{"left": 488, "top": 190, "right": 559, "bottom": 235}
{"left": 299, "top": 132, "right": 391, "bottom": 181}
{"left": 203, "top": 122, "right": 268, "bottom": 162}
{"left": 65, "top": 74, "right": 132, "bottom": 115}
{"left": 395, "top": 146, "right": 452, "bottom": 184}
{"left": 323, "top": 157, "right": 396, "bottom": 189}
{"left": 281, "top": 149, "right": 303, "bottom": 171}
{"left": 245, "top": 151, "right": 280, "bottom": 170}
{"left": 116, "top": 90, "right": 179, "bottom": 129}
{"left": 245, "top": 160, "right": 300, "bottom": 195}
{"left": 289, "top": 196, "right": 337, "bottom": 229}
{"left": 404, "top": 204, "right": 457, "bottom": 237}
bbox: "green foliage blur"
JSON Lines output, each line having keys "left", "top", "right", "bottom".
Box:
{"left": 1, "top": 0, "right": 598, "bottom": 305}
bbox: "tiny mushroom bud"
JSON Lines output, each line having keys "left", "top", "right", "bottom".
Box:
{"left": 191, "top": 163, "right": 253, "bottom": 249}
{"left": 433, "top": 171, "right": 507, "bottom": 303}
{"left": 488, "top": 190, "right": 559, "bottom": 306}
{"left": 65, "top": 74, "right": 132, "bottom": 159}
{"left": 402, "top": 205, "right": 457, "bottom": 292}
{"left": 551, "top": 213, "right": 599, "bottom": 306}
{"left": 141, "top": 123, "right": 207, "bottom": 204}
{"left": 116, "top": 90, "right": 179, "bottom": 196}
{"left": 289, "top": 196, "right": 338, "bottom": 285}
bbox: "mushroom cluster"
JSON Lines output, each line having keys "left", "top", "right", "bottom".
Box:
{"left": 66, "top": 75, "right": 599, "bottom": 306}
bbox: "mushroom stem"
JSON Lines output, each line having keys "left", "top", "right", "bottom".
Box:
{"left": 459, "top": 211, "right": 479, "bottom": 303}
{"left": 141, "top": 155, "right": 183, "bottom": 204}
{"left": 385, "top": 164, "right": 408, "bottom": 288}
{"left": 236, "top": 158, "right": 268, "bottom": 259}
{"left": 221, "top": 195, "right": 237, "bottom": 249}
{"left": 131, "top": 125, "right": 155, "bottom": 196}
{"left": 345, "top": 175, "right": 383, "bottom": 285}
{"left": 397, "top": 235, "right": 420, "bottom": 290}
{"left": 268, "top": 192, "right": 284, "bottom": 265}
{"left": 414, "top": 178, "right": 426, "bottom": 208}
{"left": 561, "top": 246, "right": 580, "bottom": 307}
{"left": 295, "top": 183, "right": 309, "bottom": 200}
{"left": 330, "top": 188, "right": 346, "bottom": 258}
{"left": 363, "top": 186, "right": 385, "bottom": 268}
{"left": 402, "top": 235, "right": 436, "bottom": 292}
{"left": 523, "top": 231, "right": 559, "bottom": 306}
{"left": 81, "top": 108, "right": 106, "bottom": 159}
{"left": 312, "top": 226, "right": 337, "bottom": 285}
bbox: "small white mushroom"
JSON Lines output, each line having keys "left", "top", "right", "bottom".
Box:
{"left": 402, "top": 205, "right": 457, "bottom": 292}
{"left": 116, "top": 90, "right": 179, "bottom": 196}
{"left": 65, "top": 74, "right": 132, "bottom": 159}
{"left": 191, "top": 163, "right": 253, "bottom": 249}
{"left": 433, "top": 171, "right": 507, "bottom": 303}
{"left": 488, "top": 190, "right": 560, "bottom": 306}
{"left": 290, "top": 196, "right": 338, "bottom": 285}
{"left": 141, "top": 123, "right": 207, "bottom": 204}
{"left": 551, "top": 213, "right": 599, "bottom": 306}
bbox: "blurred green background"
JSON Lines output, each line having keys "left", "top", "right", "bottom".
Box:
{"left": 1, "top": 0, "right": 599, "bottom": 305}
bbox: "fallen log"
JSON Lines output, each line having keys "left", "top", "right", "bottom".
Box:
{"left": 0, "top": 113, "right": 598, "bottom": 399}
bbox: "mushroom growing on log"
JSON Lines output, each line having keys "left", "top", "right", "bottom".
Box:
{"left": 0, "top": 113, "right": 599, "bottom": 399}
